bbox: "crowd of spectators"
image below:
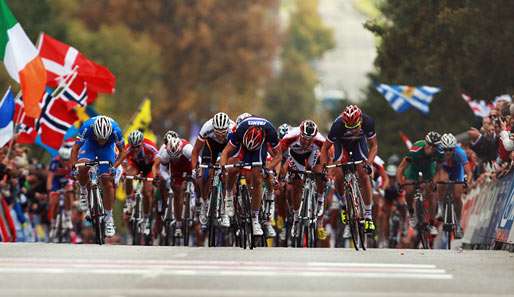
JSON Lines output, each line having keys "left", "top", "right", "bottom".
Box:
{"left": 466, "top": 96, "right": 514, "bottom": 186}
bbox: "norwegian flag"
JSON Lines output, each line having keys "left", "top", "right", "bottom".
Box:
{"left": 36, "top": 91, "right": 78, "bottom": 149}
{"left": 37, "top": 33, "right": 115, "bottom": 96}
{"left": 52, "top": 67, "right": 93, "bottom": 110}
{"left": 14, "top": 96, "right": 36, "bottom": 144}
{"left": 462, "top": 94, "right": 491, "bottom": 118}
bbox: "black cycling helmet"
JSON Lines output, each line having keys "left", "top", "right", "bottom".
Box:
{"left": 425, "top": 131, "right": 441, "bottom": 145}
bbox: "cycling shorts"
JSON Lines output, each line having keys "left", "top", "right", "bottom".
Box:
{"left": 288, "top": 150, "right": 320, "bottom": 172}
{"left": 442, "top": 164, "right": 465, "bottom": 182}
{"left": 333, "top": 136, "right": 368, "bottom": 162}
{"left": 404, "top": 162, "right": 436, "bottom": 181}
{"left": 78, "top": 140, "right": 116, "bottom": 175}
{"left": 127, "top": 159, "right": 154, "bottom": 178}
{"left": 238, "top": 144, "right": 268, "bottom": 165}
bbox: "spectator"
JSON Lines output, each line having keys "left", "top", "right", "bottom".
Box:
{"left": 468, "top": 116, "right": 498, "bottom": 163}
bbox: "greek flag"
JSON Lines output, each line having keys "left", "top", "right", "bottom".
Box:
{"left": 375, "top": 84, "right": 440, "bottom": 114}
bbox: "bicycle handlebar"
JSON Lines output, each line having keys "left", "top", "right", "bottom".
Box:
{"left": 288, "top": 169, "right": 326, "bottom": 178}
{"left": 74, "top": 160, "right": 111, "bottom": 168}
{"left": 324, "top": 160, "right": 364, "bottom": 169}
{"left": 123, "top": 175, "right": 154, "bottom": 182}
{"left": 222, "top": 162, "right": 263, "bottom": 169}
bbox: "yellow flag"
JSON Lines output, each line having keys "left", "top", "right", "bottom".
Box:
{"left": 124, "top": 98, "right": 157, "bottom": 143}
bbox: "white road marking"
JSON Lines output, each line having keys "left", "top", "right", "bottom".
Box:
{"left": 0, "top": 257, "right": 453, "bottom": 280}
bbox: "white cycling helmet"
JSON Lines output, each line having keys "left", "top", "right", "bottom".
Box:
{"left": 128, "top": 130, "right": 144, "bottom": 147}
{"left": 278, "top": 123, "right": 290, "bottom": 139}
{"left": 58, "top": 146, "right": 72, "bottom": 160}
{"left": 166, "top": 136, "right": 182, "bottom": 158}
{"left": 236, "top": 112, "right": 252, "bottom": 125}
{"left": 93, "top": 116, "right": 113, "bottom": 140}
{"left": 212, "top": 112, "right": 230, "bottom": 132}
{"left": 386, "top": 164, "right": 397, "bottom": 176}
{"left": 440, "top": 133, "right": 457, "bottom": 150}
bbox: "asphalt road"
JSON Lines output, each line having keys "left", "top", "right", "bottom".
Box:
{"left": 0, "top": 243, "right": 513, "bottom": 297}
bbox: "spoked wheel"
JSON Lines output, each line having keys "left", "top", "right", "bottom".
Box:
{"left": 308, "top": 222, "right": 317, "bottom": 248}
{"left": 345, "top": 197, "right": 359, "bottom": 251}
{"left": 357, "top": 220, "right": 367, "bottom": 251}
{"left": 183, "top": 194, "right": 191, "bottom": 247}
{"left": 240, "top": 188, "right": 254, "bottom": 249}
{"left": 444, "top": 201, "right": 454, "bottom": 250}
{"left": 415, "top": 199, "right": 430, "bottom": 249}
{"left": 208, "top": 190, "right": 218, "bottom": 247}
{"left": 92, "top": 190, "right": 105, "bottom": 245}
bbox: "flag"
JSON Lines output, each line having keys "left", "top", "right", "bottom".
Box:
{"left": 36, "top": 89, "right": 78, "bottom": 149}
{"left": 37, "top": 33, "right": 115, "bottom": 95}
{"left": 52, "top": 67, "right": 91, "bottom": 110}
{"left": 63, "top": 105, "right": 98, "bottom": 140}
{"left": 0, "top": 0, "right": 46, "bottom": 118}
{"left": 14, "top": 94, "right": 36, "bottom": 144}
{"left": 0, "top": 87, "right": 15, "bottom": 147}
{"left": 124, "top": 98, "right": 157, "bottom": 143}
{"left": 399, "top": 131, "right": 412, "bottom": 150}
{"left": 375, "top": 84, "right": 440, "bottom": 114}
{"left": 462, "top": 94, "right": 490, "bottom": 118}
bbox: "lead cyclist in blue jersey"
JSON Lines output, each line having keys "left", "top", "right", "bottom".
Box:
{"left": 70, "top": 115, "right": 124, "bottom": 237}
{"left": 436, "top": 133, "right": 472, "bottom": 239}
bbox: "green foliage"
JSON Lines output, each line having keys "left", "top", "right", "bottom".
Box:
{"left": 264, "top": 0, "right": 335, "bottom": 126}
{"left": 363, "top": 0, "right": 514, "bottom": 157}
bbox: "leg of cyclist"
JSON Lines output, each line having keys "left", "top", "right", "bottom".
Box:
{"left": 123, "top": 165, "right": 138, "bottom": 216}
{"left": 100, "top": 174, "right": 115, "bottom": 237}
{"left": 64, "top": 182, "right": 74, "bottom": 230}
{"left": 142, "top": 178, "right": 154, "bottom": 236}
{"left": 172, "top": 179, "right": 185, "bottom": 238}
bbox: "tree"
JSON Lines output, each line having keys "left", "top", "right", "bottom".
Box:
{"left": 363, "top": 0, "right": 514, "bottom": 157}
{"left": 264, "top": 0, "right": 335, "bottom": 126}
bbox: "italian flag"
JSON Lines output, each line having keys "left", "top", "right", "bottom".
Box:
{"left": 0, "top": 0, "right": 46, "bottom": 118}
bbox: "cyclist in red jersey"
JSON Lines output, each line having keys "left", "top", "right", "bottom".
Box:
{"left": 152, "top": 135, "right": 193, "bottom": 238}
{"left": 114, "top": 130, "right": 158, "bottom": 235}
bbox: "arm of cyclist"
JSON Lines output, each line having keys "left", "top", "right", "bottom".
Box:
{"left": 320, "top": 140, "right": 333, "bottom": 167}
{"left": 113, "top": 146, "right": 129, "bottom": 169}
{"left": 220, "top": 143, "right": 236, "bottom": 167}
{"left": 396, "top": 157, "right": 409, "bottom": 185}
{"left": 464, "top": 163, "right": 473, "bottom": 185}
{"left": 152, "top": 157, "right": 161, "bottom": 179}
{"left": 367, "top": 136, "right": 378, "bottom": 166}
{"left": 190, "top": 137, "right": 205, "bottom": 170}
{"left": 70, "top": 141, "right": 80, "bottom": 165}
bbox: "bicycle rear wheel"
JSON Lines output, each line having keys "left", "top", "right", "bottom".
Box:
{"left": 132, "top": 196, "right": 141, "bottom": 246}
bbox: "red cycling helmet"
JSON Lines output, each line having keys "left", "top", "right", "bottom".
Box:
{"left": 300, "top": 120, "right": 318, "bottom": 139}
{"left": 242, "top": 126, "right": 264, "bottom": 151}
{"left": 342, "top": 105, "right": 362, "bottom": 128}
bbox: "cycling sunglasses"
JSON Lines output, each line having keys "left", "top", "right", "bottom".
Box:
{"left": 344, "top": 121, "right": 362, "bottom": 129}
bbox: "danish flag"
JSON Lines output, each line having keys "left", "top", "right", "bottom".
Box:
{"left": 37, "top": 33, "right": 115, "bottom": 95}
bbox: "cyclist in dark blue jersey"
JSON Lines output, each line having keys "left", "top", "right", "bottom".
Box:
{"left": 320, "top": 105, "right": 378, "bottom": 233}
{"left": 220, "top": 115, "right": 279, "bottom": 236}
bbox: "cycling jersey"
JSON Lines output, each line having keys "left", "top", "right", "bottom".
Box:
{"left": 371, "top": 156, "right": 386, "bottom": 188}
{"left": 48, "top": 156, "right": 72, "bottom": 191}
{"left": 403, "top": 140, "right": 443, "bottom": 181}
{"left": 229, "top": 116, "right": 278, "bottom": 164}
{"left": 125, "top": 138, "right": 158, "bottom": 177}
{"left": 280, "top": 127, "right": 325, "bottom": 171}
{"left": 442, "top": 145, "right": 468, "bottom": 182}
{"left": 157, "top": 139, "right": 193, "bottom": 187}
{"left": 76, "top": 116, "right": 124, "bottom": 174}
{"left": 198, "top": 118, "right": 236, "bottom": 164}
{"left": 327, "top": 113, "right": 375, "bottom": 162}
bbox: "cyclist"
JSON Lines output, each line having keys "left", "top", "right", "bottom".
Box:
{"left": 436, "top": 133, "right": 472, "bottom": 239}
{"left": 396, "top": 131, "right": 443, "bottom": 234}
{"left": 152, "top": 134, "right": 193, "bottom": 238}
{"left": 47, "top": 143, "right": 74, "bottom": 240}
{"left": 114, "top": 130, "right": 158, "bottom": 236}
{"left": 320, "top": 105, "right": 378, "bottom": 233}
{"left": 272, "top": 120, "right": 326, "bottom": 237}
{"left": 220, "top": 115, "right": 279, "bottom": 236}
{"left": 381, "top": 164, "right": 408, "bottom": 247}
{"left": 274, "top": 123, "right": 291, "bottom": 241}
{"left": 191, "top": 112, "right": 235, "bottom": 227}
{"left": 71, "top": 115, "right": 124, "bottom": 237}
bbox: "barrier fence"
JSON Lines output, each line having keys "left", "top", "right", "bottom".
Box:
{"left": 462, "top": 171, "right": 514, "bottom": 251}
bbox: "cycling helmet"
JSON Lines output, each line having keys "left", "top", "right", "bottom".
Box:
{"left": 212, "top": 112, "right": 230, "bottom": 131}
{"left": 58, "top": 146, "right": 72, "bottom": 160}
{"left": 300, "top": 120, "right": 318, "bottom": 138}
{"left": 242, "top": 126, "right": 264, "bottom": 151}
{"left": 342, "top": 105, "right": 362, "bottom": 128}
{"left": 166, "top": 136, "right": 182, "bottom": 158}
{"left": 278, "top": 123, "right": 290, "bottom": 139}
{"left": 163, "top": 130, "right": 179, "bottom": 145}
{"left": 425, "top": 131, "right": 441, "bottom": 145}
{"left": 440, "top": 133, "right": 457, "bottom": 149}
{"left": 236, "top": 113, "right": 252, "bottom": 125}
{"left": 128, "top": 130, "right": 144, "bottom": 147}
{"left": 386, "top": 165, "right": 397, "bottom": 176}
{"left": 93, "top": 116, "right": 113, "bottom": 140}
